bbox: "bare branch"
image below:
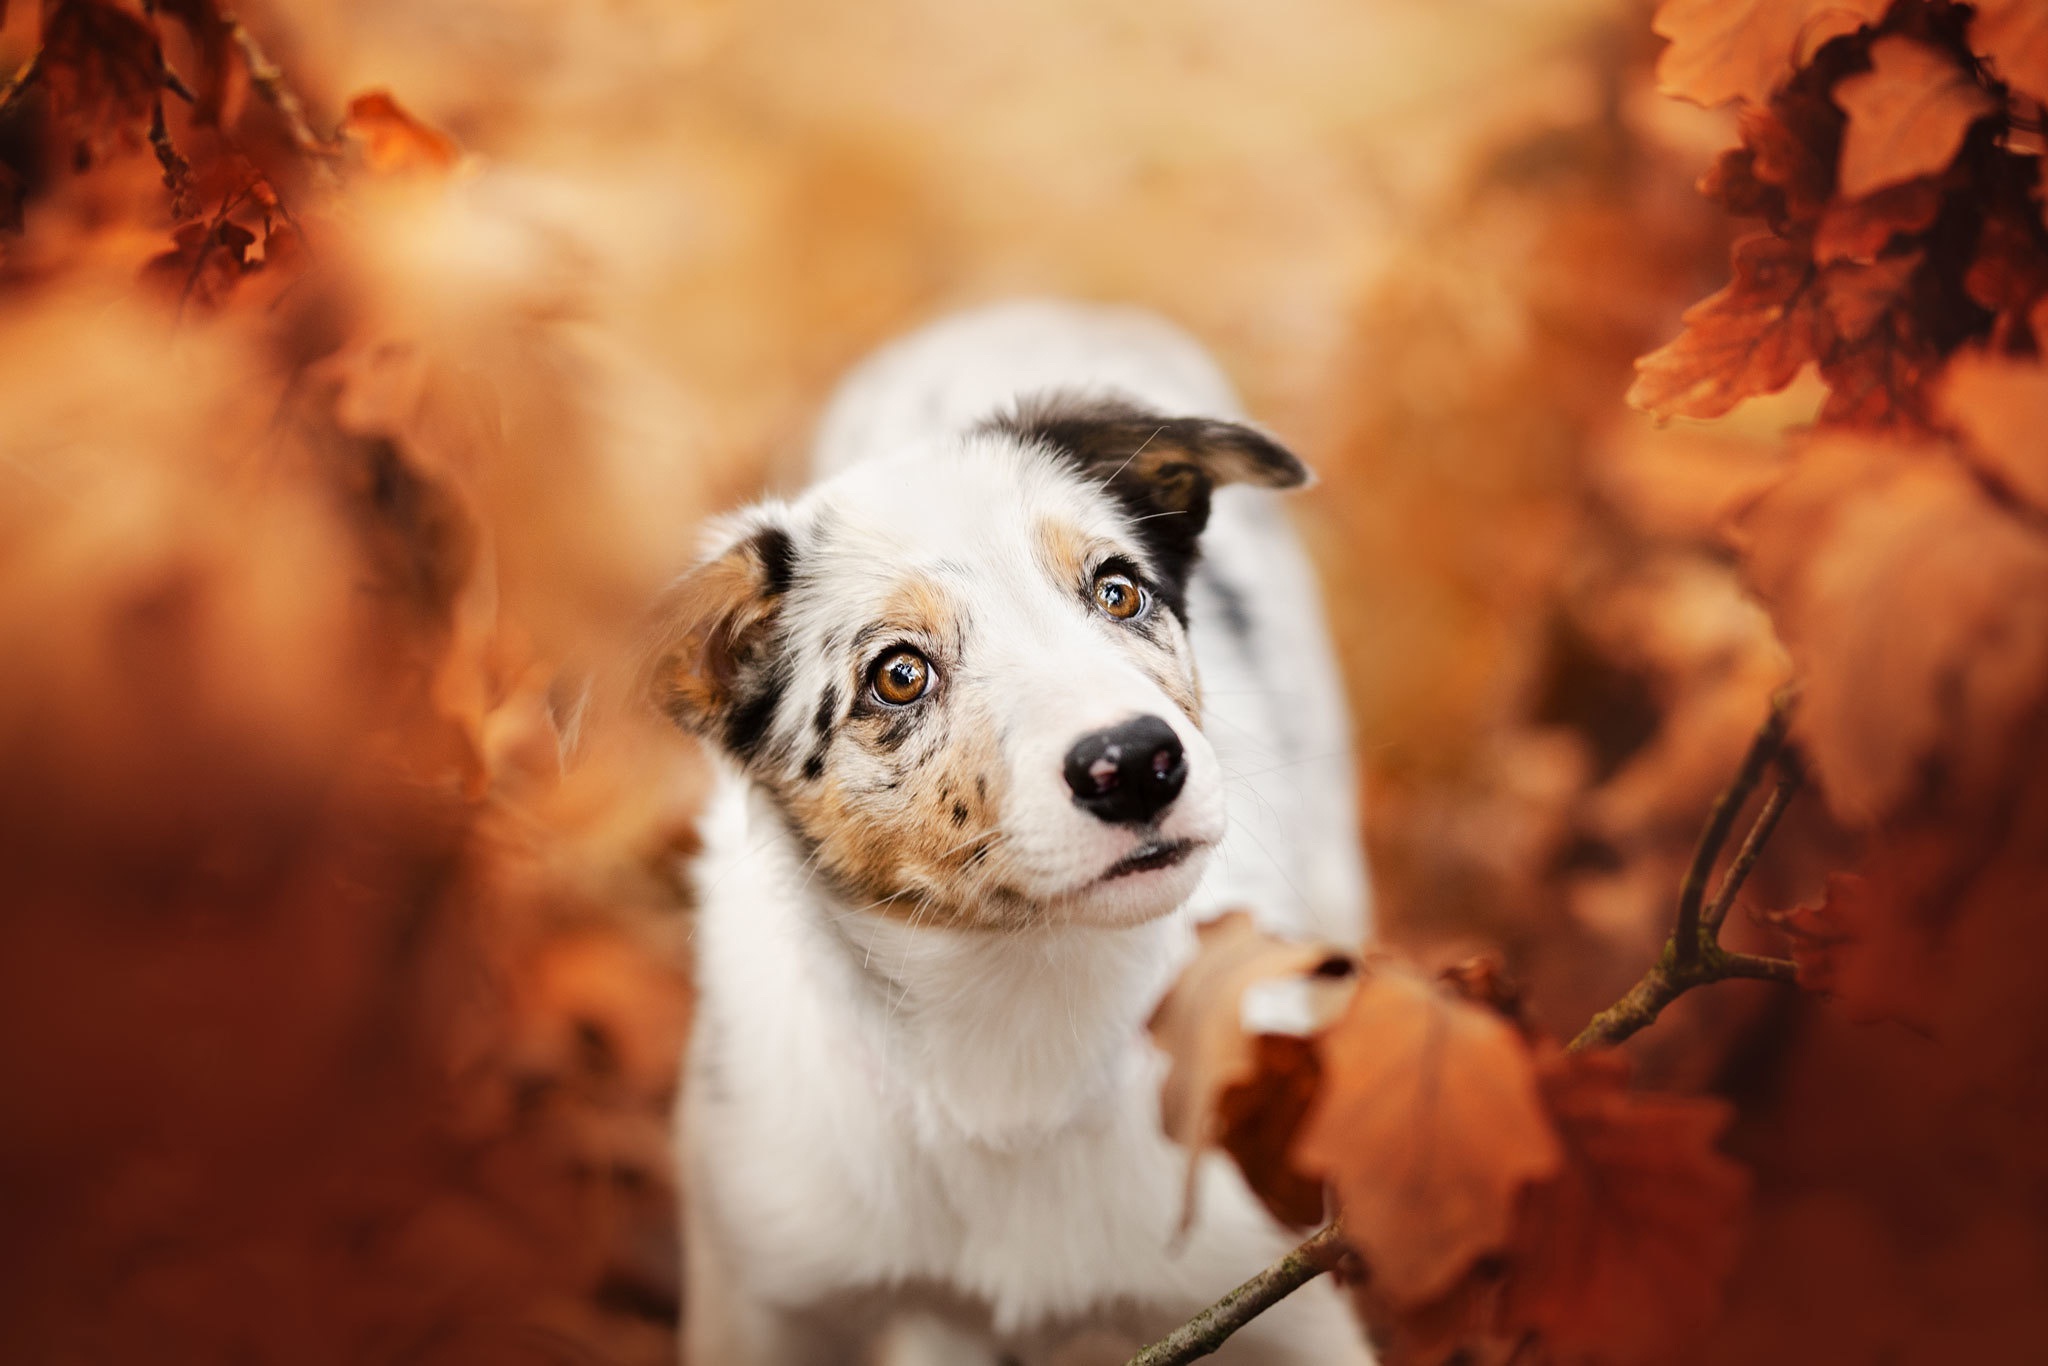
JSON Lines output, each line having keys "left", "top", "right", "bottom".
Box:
{"left": 0, "top": 49, "right": 43, "bottom": 126}
{"left": 1124, "top": 693, "right": 1809, "bottom": 1366}
{"left": 1674, "top": 687, "right": 1795, "bottom": 964}
{"left": 1126, "top": 1222, "right": 1350, "bottom": 1366}
{"left": 224, "top": 11, "right": 335, "bottom": 164}
{"left": 1703, "top": 753, "right": 1803, "bottom": 935}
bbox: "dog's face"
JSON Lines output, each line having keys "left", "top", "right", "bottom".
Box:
{"left": 650, "top": 394, "right": 1307, "bottom": 930}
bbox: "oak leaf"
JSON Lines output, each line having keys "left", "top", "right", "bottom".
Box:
{"left": 1149, "top": 911, "right": 1355, "bottom": 1229}
{"left": 1969, "top": 0, "right": 2048, "bottom": 107}
{"left": 1496, "top": 1048, "right": 1748, "bottom": 1364}
{"left": 1814, "top": 179, "right": 1943, "bottom": 264}
{"left": 1738, "top": 434, "right": 2048, "bottom": 823}
{"left": 1833, "top": 38, "right": 1997, "bottom": 201}
{"left": 40, "top": 0, "right": 163, "bottom": 154}
{"left": 1652, "top": 0, "right": 1889, "bottom": 109}
{"left": 1295, "top": 963, "right": 1562, "bottom": 1305}
{"left": 1939, "top": 351, "right": 2048, "bottom": 515}
{"left": 341, "top": 90, "right": 461, "bottom": 176}
{"left": 1762, "top": 869, "right": 1937, "bottom": 1027}
{"left": 1628, "top": 233, "right": 1823, "bottom": 420}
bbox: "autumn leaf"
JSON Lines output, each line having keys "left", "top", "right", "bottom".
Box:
{"left": 1969, "top": 0, "right": 2048, "bottom": 107}
{"left": 1628, "top": 232, "right": 1823, "bottom": 420}
{"left": 40, "top": 0, "right": 164, "bottom": 153}
{"left": 1149, "top": 911, "right": 1355, "bottom": 1229}
{"left": 341, "top": 90, "right": 462, "bottom": 175}
{"left": 1651, "top": 0, "right": 1889, "bottom": 109}
{"left": 1940, "top": 351, "right": 2048, "bottom": 515}
{"left": 1295, "top": 963, "right": 1562, "bottom": 1306}
{"left": 1814, "top": 179, "right": 1942, "bottom": 264}
{"left": 1738, "top": 434, "right": 2048, "bottom": 823}
{"left": 1496, "top": 1048, "right": 1748, "bottom": 1365}
{"left": 1833, "top": 37, "right": 1997, "bottom": 201}
{"left": 1762, "top": 868, "right": 1939, "bottom": 1027}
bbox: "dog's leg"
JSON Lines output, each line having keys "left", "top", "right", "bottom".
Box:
{"left": 679, "top": 1164, "right": 862, "bottom": 1366}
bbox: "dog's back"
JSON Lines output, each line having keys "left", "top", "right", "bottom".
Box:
{"left": 813, "top": 300, "right": 1369, "bottom": 947}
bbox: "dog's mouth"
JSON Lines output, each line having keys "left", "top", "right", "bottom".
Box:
{"left": 1102, "top": 837, "right": 1199, "bottom": 881}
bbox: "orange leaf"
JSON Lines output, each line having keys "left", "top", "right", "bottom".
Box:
{"left": 1940, "top": 351, "right": 2048, "bottom": 515}
{"left": 1497, "top": 1049, "right": 1748, "bottom": 1364}
{"left": 1628, "top": 232, "right": 1823, "bottom": 420}
{"left": 1296, "top": 964, "right": 1561, "bottom": 1305}
{"left": 1833, "top": 37, "right": 1997, "bottom": 201}
{"left": 40, "top": 0, "right": 163, "bottom": 152}
{"left": 1814, "top": 178, "right": 1943, "bottom": 264}
{"left": 1148, "top": 911, "right": 1355, "bottom": 1228}
{"left": 1818, "top": 251, "right": 1921, "bottom": 343}
{"left": 1738, "top": 434, "right": 2048, "bottom": 823}
{"left": 1762, "top": 868, "right": 1937, "bottom": 1027}
{"left": 1970, "top": 0, "right": 2048, "bottom": 107}
{"left": 341, "top": 90, "right": 461, "bottom": 176}
{"left": 1652, "top": 0, "right": 1890, "bottom": 109}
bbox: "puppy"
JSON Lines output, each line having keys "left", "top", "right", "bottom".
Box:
{"left": 652, "top": 301, "right": 1374, "bottom": 1364}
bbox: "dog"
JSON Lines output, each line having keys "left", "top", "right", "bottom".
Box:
{"left": 651, "top": 301, "right": 1375, "bottom": 1364}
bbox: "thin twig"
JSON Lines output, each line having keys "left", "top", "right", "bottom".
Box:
{"left": 1125, "top": 693, "right": 1809, "bottom": 1366}
{"left": 1126, "top": 1222, "right": 1350, "bottom": 1366}
{"left": 0, "top": 49, "right": 42, "bottom": 125}
{"left": 1674, "top": 688, "right": 1795, "bottom": 964}
{"left": 1703, "top": 753, "right": 1803, "bottom": 935}
{"left": 224, "top": 11, "right": 334, "bottom": 163}
{"left": 148, "top": 100, "right": 193, "bottom": 216}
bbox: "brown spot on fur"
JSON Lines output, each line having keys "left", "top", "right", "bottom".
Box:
{"left": 1034, "top": 519, "right": 1093, "bottom": 586}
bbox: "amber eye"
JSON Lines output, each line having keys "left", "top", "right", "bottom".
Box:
{"left": 1092, "top": 570, "right": 1147, "bottom": 621}
{"left": 870, "top": 648, "right": 932, "bottom": 705}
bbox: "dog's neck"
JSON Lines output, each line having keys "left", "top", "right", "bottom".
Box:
{"left": 781, "top": 823, "right": 1190, "bottom": 1149}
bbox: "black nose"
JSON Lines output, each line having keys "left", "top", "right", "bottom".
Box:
{"left": 1063, "top": 715, "right": 1188, "bottom": 825}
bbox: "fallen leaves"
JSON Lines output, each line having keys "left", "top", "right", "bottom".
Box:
{"left": 1969, "top": 0, "right": 2048, "bottom": 106}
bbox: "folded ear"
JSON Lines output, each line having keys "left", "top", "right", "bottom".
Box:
{"left": 989, "top": 393, "right": 1309, "bottom": 607}
{"left": 994, "top": 394, "right": 1310, "bottom": 508}
{"left": 645, "top": 516, "right": 796, "bottom": 757}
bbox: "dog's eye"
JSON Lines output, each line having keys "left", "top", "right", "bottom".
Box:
{"left": 870, "top": 648, "right": 932, "bottom": 705}
{"left": 1092, "top": 570, "right": 1147, "bottom": 622}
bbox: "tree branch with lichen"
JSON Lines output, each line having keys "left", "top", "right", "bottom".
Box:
{"left": 1125, "top": 690, "right": 1807, "bottom": 1366}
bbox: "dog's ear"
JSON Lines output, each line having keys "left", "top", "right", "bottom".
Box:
{"left": 645, "top": 516, "right": 795, "bottom": 754}
{"left": 992, "top": 394, "right": 1308, "bottom": 606}
{"left": 995, "top": 394, "right": 1309, "bottom": 509}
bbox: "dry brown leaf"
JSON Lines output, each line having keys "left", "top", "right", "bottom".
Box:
{"left": 1761, "top": 868, "right": 1937, "bottom": 1027}
{"left": 1833, "top": 37, "right": 1997, "bottom": 201}
{"left": 40, "top": 0, "right": 163, "bottom": 153}
{"left": 1496, "top": 1049, "right": 1748, "bottom": 1364}
{"left": 1652, "top": 0, "right": 1889, "bottom": 109}
{"left": 1149, "top": 911, "right": 1355, "bottom": 1228}
{"left": 342, "top": 90, "right": 462, "bottom": 176}
{"left": 1738, "top": 434, "right": 2048, "bottom": 823}
{"left": 1628, "top": 233, "right": 1823, "bottom": 419}
{"left": 1295, "top": 964, "right": 1562, "bottom": 1306}
{"left": 1939, "top": 351, "right": 2048, "bottom": 515}
{"left": 1970, "top": 0, "right": 2048, "bottom": 107}
{"left": 1818, "top": 251, "right": 1921, "bottom": 343}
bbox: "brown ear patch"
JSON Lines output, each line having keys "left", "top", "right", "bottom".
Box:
{"left": 647, "top": 524, "right": 795, "bottom": 758}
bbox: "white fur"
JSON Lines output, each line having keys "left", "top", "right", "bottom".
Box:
{"left": 679, "top": 301, "right": 1374, "bottom": 1364}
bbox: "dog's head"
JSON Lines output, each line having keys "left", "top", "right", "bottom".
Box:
{"left": 648, "top": 393, "right": 1307, "bottom": 929}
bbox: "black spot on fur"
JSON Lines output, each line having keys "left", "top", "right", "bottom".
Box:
{"left": 751, "top": 525, "right": 797, "bottom": 598}
{"left": 814, "top": 688, "right": 838, "bottom": 738}
{"left": 802, "top": 748, "right": 826, "bottom": 781}
{"left": 723, "top": 658, "right": 789, "bottom": 760}
{"left": 951, "top": 801, "right": 969, "bottom": 826}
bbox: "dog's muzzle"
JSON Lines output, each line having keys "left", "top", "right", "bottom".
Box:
{"left": 1063, "top": 715, "right": 1188, "bottom": 825}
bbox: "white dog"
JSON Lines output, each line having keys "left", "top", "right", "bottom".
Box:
{"left": 650, "top": 301, "right": 1374, "bottom": 1364}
